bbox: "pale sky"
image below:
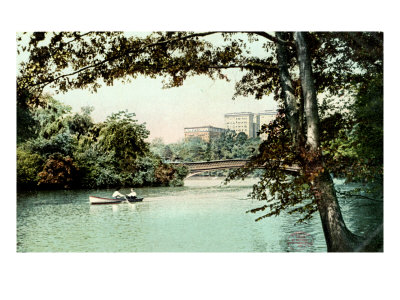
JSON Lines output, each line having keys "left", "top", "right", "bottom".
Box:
{"left": 53, "top": 73, "right": 277, "bottom": 143}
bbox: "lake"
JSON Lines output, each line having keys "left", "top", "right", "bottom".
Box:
{"left": 16, "top": 178, "right": 383, "bottom": 252}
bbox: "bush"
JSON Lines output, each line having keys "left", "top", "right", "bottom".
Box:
{"left": 38, "top": 153, "right": 79, "bottom": 189}
{"left": 17, "top": 148, "right": 44, "bottom": 189}
{"left": 74, "top": 147, "right": 122, "bottom": 188}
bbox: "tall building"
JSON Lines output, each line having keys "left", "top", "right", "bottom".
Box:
{"left": 224, "top": 110, "right": 277, "bottom": 139}
{"left": 184, "top": 125, "right": 226, "bottom": 142}
{"left": 224, "top": 112, "right": 256, "bottom": 138}
{"left": 258, "top": 110, "right": 277, "bottom": 139}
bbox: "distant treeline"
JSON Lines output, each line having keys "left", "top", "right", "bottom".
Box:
{"left": 149, "top": 130, "right": 263, "bottom": 178}
{"left": 150, "top": 131, "right": 261, "bottom": 163}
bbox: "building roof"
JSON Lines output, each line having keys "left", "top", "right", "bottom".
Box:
{"left": 225, "top": 110, "right": 277, "bottom": 117}
{"left": 258, "top": 110, "right": 277, "bottom": 116}
{"left": 224, "top": 112, "right": 254, "bottom": 117}
{"left": 184, "top": 125, "right": 226, "bottom": 130}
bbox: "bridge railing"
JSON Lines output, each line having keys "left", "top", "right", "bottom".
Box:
{"left": 169, "top": 159, "right": 300, "bottom": 174}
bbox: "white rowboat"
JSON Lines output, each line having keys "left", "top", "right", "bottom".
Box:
{"left": 89, "top": 196, "right": 124, "bottom": 205}
{"left": 89, "top": 195, "right": 144, "bottom": 205}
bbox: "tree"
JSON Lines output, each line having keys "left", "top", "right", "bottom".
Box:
{"left": 210, "top": 130, "right": 237, "bottom": 160}
{"left": 321, "top": 72, "right": 383, "bottom": 197}
{"left": 17, "top": 31, "right": 383, "bottom": 251}
{"left": 73, "top": 145, "right": 123, "bottom": 188}
{"left": 162, "top": 145, "right": 174, "bottom": 161}
{"left": 149, "top": 137, "right": 166, "bottom": 158}
{"left": 25, "top": 96, "right": 76, "bottom": 157}
{"left": 236, "top": 132, "right": 248, "bottom": 145}
{"left": 17, "top": 102, "right": 38, "bottom": 144}
{"left": 294, "top": 32, "right": 358, "bottom": 251}
{"left": 67, "top": 106, "right": 95, "bottom": 140}
{"left": 96, "top": 110, "right": 150, "bottom": 170}
{"left": 17, "top": 148, "right": 44, "bottom": 189}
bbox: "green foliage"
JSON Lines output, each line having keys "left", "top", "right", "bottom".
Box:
{"left": 67, "top": 106, "right": 95, "bottom": 139}
{"left": 17, "top": 148, "right": 44, "bottom": 189}
{"left": 27, "top": 132, "right": 76, "bottom": 157}
{"left": 209, "top": 130, "right": 236, "bottom": 160}
{"left": 129, "top": 156, "right": 158, "bottom": 186}
{"left": 97, "top": 110, "right": 149, "bottom": 166}
{"left": 23, "top": 96, "right": 76, "bottom": 157}
{"left": 179, "top": 138, "right": 209, "bottom": 161}
{"left": 73, "top": 146, "right": 122, "bottom": 188}
{"left": 353, "top": 74, "right": 383, "bottom": 176}
{"left": 321, "top": 72, "right": 383, "bottom": 197}
{"left": 229, "top": 69, "right": 383, "bottom": 222}
{"left": 150, "top": 130, "right": 261, "bottom": 164}
{"left": 149, "top": 137, "right": 166, "bottom": 158}
{"left": 226, "top": 112, "right": 318, "bottom": 223}
{"left": 209, "top": 130, "right": 260, "bottom": 160}
{"left": 16, "top": 97, "right": 183, "bottom": 190}
{"left": 17, "top": 105, "right": 37, "bottom": 144}
{"left": 119, "top": 156, "right": 187, "bottom": 187}
{"left": 17, "top": 32, "right": 383, "bottom": 112}
{"left": 17, "top": 92, "right": 56, "bottom": 144}
{"left": 163, "top": 145, "right": 174, "bottom": 161}
{"left": 170, "top": 164, "right": 189, "bottom": 186}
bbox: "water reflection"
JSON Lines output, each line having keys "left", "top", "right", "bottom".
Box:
{"left": 17, "top": 178, "right": 382, "bottom": 252}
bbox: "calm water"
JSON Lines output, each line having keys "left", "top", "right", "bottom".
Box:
{"left": 17, "top": 178, "right": 383, "bottom": 252}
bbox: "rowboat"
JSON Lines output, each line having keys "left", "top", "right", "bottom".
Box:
{"left": 89, "top": 195, "right": 144, "bottom": 205}
{"left": 126, "top": 196, "right": 144, "bottom": 203}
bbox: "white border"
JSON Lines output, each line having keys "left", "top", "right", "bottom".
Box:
{"left": 4, "top": 1, "right": 399, "bottom": 299}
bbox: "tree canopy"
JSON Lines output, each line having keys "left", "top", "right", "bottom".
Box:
{"left": 17, "top": 32, "right": 382, "bottom": 103}
{"left": 17, "top": 96, "right": 188, "bottom": 189}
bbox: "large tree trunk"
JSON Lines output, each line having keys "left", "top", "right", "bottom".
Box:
{"left": 275, "top": 32, "right": 301, "bottom": 143}
{"left": 312, "top": 170, "right": 361, "bottom": 251}
{"left": 294, "top": 32, "right": 361, "bottom": 252}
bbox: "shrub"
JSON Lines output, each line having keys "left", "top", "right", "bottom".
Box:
{"left": 38, "top": 153, "right": 79, "bottom": 189}
{"left": 17, "top": 148, "right": 44, "bottom": 189}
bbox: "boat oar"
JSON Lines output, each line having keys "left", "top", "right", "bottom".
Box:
{"left": 125, "top": 196, "right": 136, "bottom": 208}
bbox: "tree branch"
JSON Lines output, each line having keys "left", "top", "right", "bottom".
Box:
{"left": 63, "top": 31, "right": 94, "bottom": 45}
{"left": 147, "top": 31, "right": 220, "bottom": 47}
{"left": 275, "top": 32, "right": 300, "bottom": 142}
{"left": 250, "top": 31, "right": 279, "bottom": 43}
{"left": 28, "top": 31, "right": 222, "bottom": 89}
{"left": 26, "top": 31, "right": 287, "bottom": 91}
{"left": 336, "top": 190, "right": 383, "bottom": 203}
{"left": 170, "top": 64, "right": 274, "bottom": 70}
{"left": 250, "top": 31, "right": 295, "bottom": 47}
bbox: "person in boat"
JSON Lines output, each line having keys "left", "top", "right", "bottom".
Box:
{"left": 126, "top": 188, "right": 137, "bottom": 200}
{"left": 112, "top": 188, "right": 126, "bottom": 200}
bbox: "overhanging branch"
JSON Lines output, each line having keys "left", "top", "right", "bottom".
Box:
{"left": 336, "top": 190, "right": 383, "bottom": 203}
{"left": 250, "top": 31, "right": 295, "bottom": 47}
{"left": 27, "top": 31, "right": 223, "bottom": 89}
{"left": 25, "top": 31, "right": 287, "bottom": 91}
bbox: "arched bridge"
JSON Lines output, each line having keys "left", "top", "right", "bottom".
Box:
{"left": 169, "top": 159, "right": 300, "bottom": 178}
